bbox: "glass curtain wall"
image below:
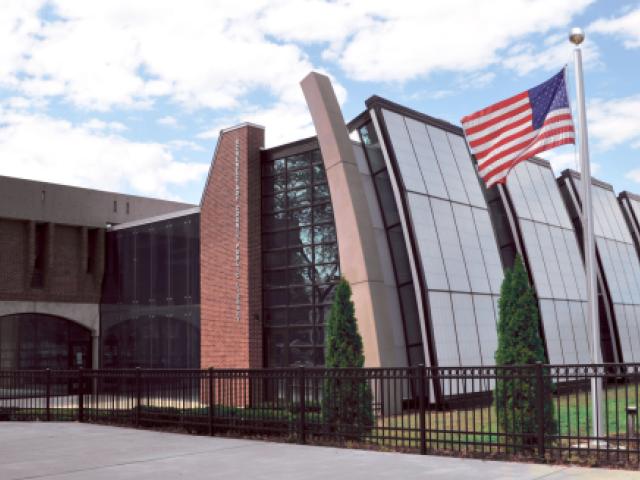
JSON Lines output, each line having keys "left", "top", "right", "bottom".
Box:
{"left": 564, "top": 174, "right": 640, "bottom": 363}
{"left": 620, "top": 192, "right": 640, "bottom": 254}
{"left": 505, "top": 160, "right": 591, "bottom": 364}
{"left": 379, "top": 108, "right": 504, "bottom": 381}
{"left": 358, "top": 121, "right": 425, "bottom": 366}
{"left": 262, "top": 148, "right": 340, "bottom": 367}
{"left": 100, "top": 212, "right": 200, "bottom": 368}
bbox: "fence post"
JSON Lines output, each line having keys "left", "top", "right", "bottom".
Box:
{"left": 418, "top": 364, "right": 427, "bottom": 455}
{"left": 535, "top": 362, "right": 545, "bottom": 459}
{"left": 298, "top": 366, "right": 306, "bottom": 445}
{"left": 135, "top": 367, "right": 141, "bottom": 428}
{"left": 78, "top": 368, "right": 84, "bottom": 423}
{"left": 45, "top": 368, "right": 51, "bottom": 422}
{"left": 208, "top": 367, "right": 214, "bottom": 437}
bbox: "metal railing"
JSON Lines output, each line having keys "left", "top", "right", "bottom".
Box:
{"left": 1, "top": 364, "right": 639, "bottom": 466}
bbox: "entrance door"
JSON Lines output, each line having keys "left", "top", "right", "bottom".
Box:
{"left": 68, "top": 342, "right": 91, "bottom": 394}
{"left": 70, "top": 342, "right": 90, "bottom": 369}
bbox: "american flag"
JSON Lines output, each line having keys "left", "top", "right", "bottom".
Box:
{"left": 461, "top": 69, "right": 575, "bottom": 188}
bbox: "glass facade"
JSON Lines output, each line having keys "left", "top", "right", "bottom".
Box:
{"left": 620, "top": 192, "right": 640, "bottom": 253}
{"left": 358, "top": 121, "right": 425, "bottom": 366}
{"left": 261, "top": 148, "right": 340, "bottom": 367}
{"left": 379, "top": 108, "right": 504, "bottom": 375}
{"left": 506, "top": 160, "right": 591, "bottom": 365}
{"left": 563, "top": 175, "right": 640, "bottom": 363}
{"left": 100, "top": 212, "right": 200, "bottom": 368}
{"left": 0, "top": 313, "right": 91, "bottom": 369}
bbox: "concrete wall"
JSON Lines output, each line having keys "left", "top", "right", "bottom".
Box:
{"left": 301, "top": 72, "right": 405, "bottom": 368}
{"left": 0, "top": 174, "right": 193, "bottom": 228}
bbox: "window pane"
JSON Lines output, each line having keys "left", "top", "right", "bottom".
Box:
{"left": 374, "top": 172, "right": 400, "bottom": 227}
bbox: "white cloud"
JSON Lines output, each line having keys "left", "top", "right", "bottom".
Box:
{"left": 591, "top": 6, "right": 640, "bottom": 49}
{"left": 0, "top": 1, "right": 42, "bottom": 87}
{"left": 3, "top": 96, "right": 48, "bottom": 110}
{"left": 198, "top": 100, "right": 315, "bottom": 148}
{"left": 82, "top": 118, "right": 127, "bottom": 132}
{"left": 0, "top": 108, "right": 208, "bottom": 199}
{"left": 588, "top": 95, "right": 640, "bottom": 150}
{"left": 332, "top": 0, "right": 593, "bottom": 82}
{"left": 167, "top": 139, "right": 204, "bottom": 152}
{"left": 503, "top": 34, "right": 599, "bottom": 76}
{"left": 1, "top": 1, "right": 320, "bottom": 112}
{"left": 543, "top": 150, "right": 579, "bottom": 173}
{"left": 157, "top": 115, "right": 178, "bottom": 127}
{"left": 627, "top": 169, "right": 640, "bottom": 184}
{"left": 0, "top": 0, "right": 594, "bottom": 113}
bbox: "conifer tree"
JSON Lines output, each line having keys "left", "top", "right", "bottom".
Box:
{"left": 322, "top": 277, "right": 373, "bottom": 438}
{"left": 495, "top": 255, "right": 556, "bottom": 445}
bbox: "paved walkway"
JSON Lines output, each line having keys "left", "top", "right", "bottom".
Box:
{"left": 0, "top": 423, "right": 638, "bottom": 479}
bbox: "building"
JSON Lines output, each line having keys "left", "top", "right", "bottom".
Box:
{"left": 0, "top": 175, "right": 192, "bottom": 369}
{"left": 2, "top": 72, "right": 640, "bottom": 394}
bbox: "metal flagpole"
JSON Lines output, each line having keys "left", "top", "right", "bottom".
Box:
{"left": 569, "top": 27, "right": 603, "bottom": 442}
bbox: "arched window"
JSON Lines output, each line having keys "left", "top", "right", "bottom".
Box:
{"left": 0, "top": 314, "right": 91, "bottom": 369}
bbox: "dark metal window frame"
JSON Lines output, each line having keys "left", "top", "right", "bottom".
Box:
{"left": 261, "top": 141, "right": 340, "bottom": 367}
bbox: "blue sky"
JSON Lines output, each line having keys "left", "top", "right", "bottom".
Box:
{"left": 1, "top": 0, "right": 639, "bottom": 204}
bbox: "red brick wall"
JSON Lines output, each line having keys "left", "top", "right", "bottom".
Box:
{"left": 200, "top": 124, "right": 264, "bottom": 369}
{"left": 0, "top": 218, "right": 105, "bottom": 303}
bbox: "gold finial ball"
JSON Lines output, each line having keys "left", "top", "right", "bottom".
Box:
{"left": 569, "top": 27, "right": 585, "bottom": 45}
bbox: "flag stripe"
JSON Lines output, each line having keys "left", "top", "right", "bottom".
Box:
{"left": 479, "top": 126, "right": 575, "bottom": 177}
{"left": 484, "top": 135, "right": 576, "bottom": 188}
{"left": 478, "top": 122, "right": 574, "bottom": 169}
{"left": 461, "top": 96, "right": 530, "bottom": 129}
{"left": 463, "top": 102, "right": 531, "bottom": 136}
{"left": 466, "top": 109, "right": 532, "bottom": 146}
{"left": 467, "top": 113, "right": 532, "bottom": 150}
{"left": 483, "top": 132, "right": 576, "bottom": 184}
{"left": 461, "top": 91, "right": 528, "bottom": 123}
{"left": 473, "top": 110, "right": 573, "bottom": 158}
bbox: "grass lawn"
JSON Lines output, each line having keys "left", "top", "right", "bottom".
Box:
{"left": 372, "top": 383, "right": 640, "bottom": 449}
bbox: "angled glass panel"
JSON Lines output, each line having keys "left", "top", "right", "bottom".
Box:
{"left": 507, "top": 163, "right": 532, "bottom": 220}
{"left": 429, "top": 292, "right": 460, "bottom": 368}
{"left": 620, "top": 243, "right": 640, "bottom": 304}
{"left": 527, "top": 162, "right": 560, "bottom": 225}
{"left": 555, "top": 300, "right": 578, "bottom": 364}
{"left": 541, "top": 165, "right": 573, "bottom": 229}
{"left": 539, "top": 299, "right": 564, "bottom": 364}
{"left": 427, "top": 125, "right": 468, "bottom": 204}
{"left": 549, "top": 226, "right": 579, "bottom": 300}
{"left": 614, "top": 304, "right": 634, "bottom": 362}
{"left": 405, "top": 117, "right": 448, "bottom": 198}
{"left": 447, "top": 133, "right": 485, "bottom": 208}
{"left": 631, "top": 305, "right": 640, "bottom": 362}
{"left": 453, "top": 203, "right": 490, "bottom": 293}
{"left": 563, "top": 228, "right": 587, "bottom": 301}
{"left": 598, "top": 237, "right": 623, "bottom": 304}
{"left": 407, "top": 193, "right": 449, "bottom": 290}
{"left": 535, "top": 223, "right": 567, "bottom": 298}
{"left": 514, "top": 162, "right": 546, "bottom": 223}
{"left": 382, "top": 110, "right": 427, "bottom": 194}
{"left": 430, "top": 197, "right": 470, "bottom": 292}
{"left": 569, "top": 301, "right": 590, "bottom": 364}
{"left": 473, "top": 294, "right": 498, "bottom": 366}
{"left": 520, "top": 220, "right": 551, "bottom": 298}
{"left": 472, "top": 208, "right": 504, "bottom": 294}
{"left": 631, "top": 198, "right": 640, "bottom": 227}
{"left": 451, "top": 293, "right": 482, "bottom": 366}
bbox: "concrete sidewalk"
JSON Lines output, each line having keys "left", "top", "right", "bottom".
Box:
{"left": 0, "top": 423, "right": 638, "bottom": 479}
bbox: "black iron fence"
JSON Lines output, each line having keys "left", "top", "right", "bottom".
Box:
{"left": 1, "top": 364, "right": 640, "bottom": 466}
